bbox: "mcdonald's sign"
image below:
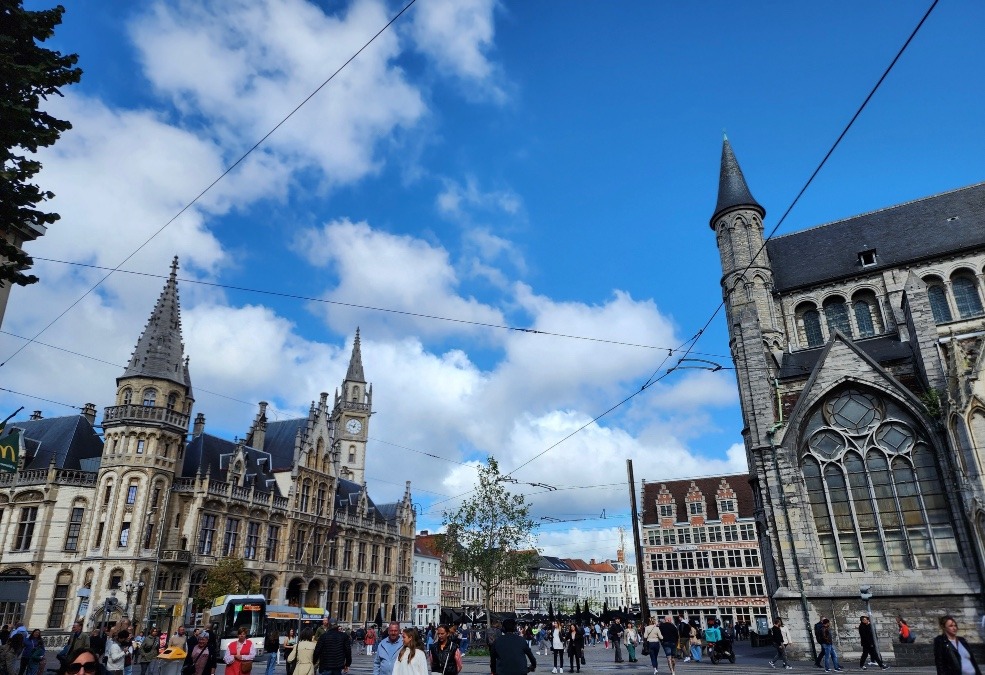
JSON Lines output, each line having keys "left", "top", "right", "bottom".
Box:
{"left": 0, "top": 430, "right": 21, "bottom": 473}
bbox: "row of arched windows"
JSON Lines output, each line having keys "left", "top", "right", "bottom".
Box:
{"left": 924, "top": 270, "right": 985, "bottom": 324}
{"left": 121, "top": 387, "right": 181, "bottom": 410}
{"left": 795, "top": 291, "right": 884, "bottom": 348}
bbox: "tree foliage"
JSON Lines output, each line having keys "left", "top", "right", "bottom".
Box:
{"left": 0, "top": 1, "right": 82, "bottom": 288}
{"left": 439, "top": 456, "right": 538, "bottom": 615}
{"left": 194, "top": 557, "right": 260, "bottom": 610}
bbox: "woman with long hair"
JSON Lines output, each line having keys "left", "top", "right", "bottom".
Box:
{"left": 549, "top": 621, "right": 565, "bottom": 674}
{"left": 286, "top": 629, "right": 315, "bottom": 675}
{"left": 63, "top": 650, "right": 104, "bottom": 675}
{"left": 393, "top": 628, "right": 428, "bottom": 675}
{"left": 427, "top": 625, "right": 459, "bottom": 675}
{"left": 565, "top": 624, "right": 584, "bottom": 673}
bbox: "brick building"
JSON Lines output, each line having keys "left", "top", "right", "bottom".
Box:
{"left": 641, "top": 475, "right": 770, "bottom": 633}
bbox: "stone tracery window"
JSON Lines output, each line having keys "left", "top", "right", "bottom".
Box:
{"left": 952, "top": 273, "right": 984, "bottom": 318}
{"left": 823, "top": 297, "right": 852, "bottom": 337}
{"left": 801, "top": 387, "right": 960, "bottom": 573}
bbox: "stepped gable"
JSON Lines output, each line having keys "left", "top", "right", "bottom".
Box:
{"left": 642, "top": 473, "right": 755, "bottom": 524}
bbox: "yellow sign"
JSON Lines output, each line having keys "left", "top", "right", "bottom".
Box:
{"left": 0, "top": 431, "right": 20, "bottom": 473}
{"left": 173, "top": 604, "right": 184, "bottom": 618}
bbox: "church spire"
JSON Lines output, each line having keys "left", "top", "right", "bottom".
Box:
{"left": 122, "top": 256, "right": 188, "bottom": 388}
{"left": 710, "top": 136, "right": 764, "bottom": 227}
{"left": 345, "top": 328, "right": 365, "bottom": 383}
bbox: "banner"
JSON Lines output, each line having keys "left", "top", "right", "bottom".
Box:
{"left": 0, "top": 430, "right": 21, "bottom": 473}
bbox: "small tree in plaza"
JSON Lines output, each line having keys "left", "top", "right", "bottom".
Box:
{"left": 194, "top": 557, "right": 260, "bottom": 610}
{"left": 440, "top": 456, "right": 539, "bottom": 622}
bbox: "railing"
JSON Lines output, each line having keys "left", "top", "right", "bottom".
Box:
{"left": 56, "top": 469, "right": 97, "bottom": 486}
{"left": 161, "top": 550, "right": 192, "bottom": 564}
{"left": 103, "top": 404, "right": 190, "bottom": 429}
{"left": 334, "top": 400, "right": 371, "bottom": 414}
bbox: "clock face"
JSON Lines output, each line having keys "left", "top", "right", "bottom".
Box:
{"left": 345, "top": 418, "right": 362, "bottom": 434}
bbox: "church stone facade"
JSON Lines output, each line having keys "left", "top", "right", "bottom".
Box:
{"left": 0, "top": 259, "right": 416, "bottom": 630}
{"left": 712, "top": 139, "right": 985, "bottom": 659}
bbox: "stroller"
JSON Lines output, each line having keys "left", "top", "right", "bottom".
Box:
{"left": 709, "top": 637, "right": 736, "bottom": 664}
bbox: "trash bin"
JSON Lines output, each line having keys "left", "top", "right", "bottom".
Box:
{"left": 157, "top": 647, "right": 186, "bottom": 675}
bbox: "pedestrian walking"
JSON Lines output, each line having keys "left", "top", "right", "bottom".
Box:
{"left": 819, "top": 618, "right": 842, "bottom": 672}
{"left": 609, "top": 620, "right": 624, "bottom": 663}
{"left": 858, "top": 616, "right": 887, "bottom": 670}
{"left": 313, "top": 619, "right": 352, "bottom": 675}
{"left": 375, "top": 623, "right": 403, "bottom": 675}
{"left": 549, "top": 622, "right": 564, "bottom": 673}
{"left": 624, "top": 622, "right": 639, "bottom": 663}
{"left": 675, "top": 617, "right": 690, "bottom": 663}
{"left": 767, "top": 618, "right": 792, "bottom": 670}
{"left": 565, "top": 624, "right": 583, "bottom": 673}
{"left": 264, "top": 629, "right": 281, "bottom": 675}
{"left": 285, "top": 629, "right": 315, "bottom": 675}
{"left": 392, "top": 628, "right": 428, "bottom": 675}
{"left": 489, "top": 619, "right": 535, "bottom": 675}
{"left": 658, "top": 616, "right": 679, "bottom": 675}
{"left": 814, "top": 619, "right": 826, "bottom": 669}
{"left": 642, "top": 618, "right": 663, "bottom": 675}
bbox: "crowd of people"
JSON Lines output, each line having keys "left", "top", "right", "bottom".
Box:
{"left": 0, "top": 611, "right": 980, "bottom": 675}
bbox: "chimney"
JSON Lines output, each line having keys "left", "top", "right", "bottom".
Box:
{"left": 617, "top": 548, "right": 625, "bottom": 563}
{"left": 193, "top": 412, "right": 206, "bottom": 436}
{"left": 419, "top": 530, "right": 429, "bottom": 536}
{"left": 29, "top": 410, "right": 43, "bottom": 420}
{"left": 590, "top": 558, "right": 596, "bottom": 565}
{"left": 82, "top": 403, "right": 97, "bottom": 425}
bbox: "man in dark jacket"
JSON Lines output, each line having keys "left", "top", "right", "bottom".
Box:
{"left": 858, "top": 616, "right": 887, "bottom": 670}
{"left": 609, "top": 620, "right": 625, "bottom": 664}
{"left": 813, "top": 619, "right": 825, "bottom": 669}
{"left": 490, "top": 619, "right": 535, "bottom": 675}
{"left": 313, "top": 618, "right": 352, "bottom": 675}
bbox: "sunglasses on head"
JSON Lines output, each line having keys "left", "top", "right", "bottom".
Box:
{"left": 66, "top": 662, "right": 99, "bottom": 674}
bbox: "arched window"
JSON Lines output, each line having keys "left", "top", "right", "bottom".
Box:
{"left": 925, "top": 279, "right": 953, "bottom": 323}
{"left": 823, "top": 297, "right": 852, "bottom": 337}
{"left": 338, "top": 582, "right": 351, "bottom": 622}
{"left": 258, "top": 575, "right": 275, "bottom": 602}
{"left": 142, "top": 389, "right": 156, "bottom": 407}
{"left": 122, "top": 388, "right": 133, "bottom": 405}
{"left": 300, "top": 481, "right": 311, "bottom": 512}
{"left": 167, "top": 393, "right": 178, "bottom": 411}
{"left": 803, "top": 310, "right": 823, "bottom": 347}
{"left": 800, "top": 387, "right": 960, "bottom": 573}
{"left": 354, "top": 582, "right": 366, "bottom": 622}
{"left": 952, "top": 274, "right": 984, "bottom": 318}
{"left": 325, "top": 581, "right": 335, "bottom": 614}
{"left": 397, "top": 587, "right": 410, "bottom": 622}
{"left": 853, "top": 301, "right": 874, "bottom": 337}
{"left": 351, "top": 386, "right": 360, "bottom": 402}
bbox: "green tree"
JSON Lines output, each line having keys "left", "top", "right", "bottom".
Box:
{"left": 440, "top": 456, "right": 538, "bottom": 621}
{"left": 0, "top": 1, "right": 82, "bottom": 288}
{"left": 195, "top": 557, "right": 260, "bottom": 610}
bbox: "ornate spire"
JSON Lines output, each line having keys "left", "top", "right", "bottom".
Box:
{"left": 122, "top": 256, "right": 188, "bottom": 388}
{"left": 345, "top": 328, "right": 365, "bottom": 383}
{"left": 710, "top": 136, "right": 765, "bottom": 227}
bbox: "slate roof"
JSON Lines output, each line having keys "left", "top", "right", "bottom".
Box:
{"left": 535, "top": 556, "right": 574, "bottom": 571}
{"left": 6, "top": 414, "right": 103, "bottom": 470}
{"left": 182, "top": 433, "right": 279, "bottom": 493}
{"left": 262, "top": 418, "right": 306, "bottom": 470}
{"left": 335, "top": 478, "right": 393, "bottom": 523}
{"left": 767, "top": 182, "right": 985, "bottom": 293}
{"left": 778, "top": 335, "right": 913, "bottom": 380}
{"left": 641, "top": 473, "right": 755, "bottom": 525}
{"left": 711, "top": 138, "right": 764, "bottom": 225}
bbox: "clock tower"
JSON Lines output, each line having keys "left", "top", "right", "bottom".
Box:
{"left": 333, "top": 328, "right": 371, "bottom": 484}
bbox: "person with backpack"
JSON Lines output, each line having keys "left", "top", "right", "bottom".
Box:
{"left": 767, "top": 618, "right": 792, "bottom": 670}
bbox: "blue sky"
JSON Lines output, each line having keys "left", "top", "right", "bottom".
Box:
{"left": 4, "top": 0, "right": 984, "bottom": 558}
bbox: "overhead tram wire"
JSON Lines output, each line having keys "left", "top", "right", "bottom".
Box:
{"left": 497, "top": 0, "right": 940, "bottom": 481}
{"left": 0, "top": 0, "right": 420, "bottom": 370}
{"left": 0, "top": 387, "right": 80, "bottom": 411}
{"left": 29, "top": 258, "right": 733, "bottom": 360}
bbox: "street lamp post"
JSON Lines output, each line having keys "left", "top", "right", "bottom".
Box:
{"left": 124, "top": 580, "right": 145, "bottom": 618}
{"left": 860, "top": 586, "right": 880, "bottom": 663}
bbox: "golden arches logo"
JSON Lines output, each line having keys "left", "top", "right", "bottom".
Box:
{"left": 0, "top": 442, "right": 15, "bottom": 460}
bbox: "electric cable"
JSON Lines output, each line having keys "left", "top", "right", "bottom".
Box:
{"left": 29, "top": 258, "right": 733, "bottom": 359}
{"left": 0, "top": 0, "right": 420, "bottom": 370}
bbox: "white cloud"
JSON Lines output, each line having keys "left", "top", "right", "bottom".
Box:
{"left": 437, "top": 176, "right": 523, "bottom": 220}
{"left": 407, "top": 0, "right": 505, "bottom": 101}
{"left": 129, "top": 0, "right": 427, "bottom": 188}
{"left": 292, "top": 218, "right": 507, "bottom": 339}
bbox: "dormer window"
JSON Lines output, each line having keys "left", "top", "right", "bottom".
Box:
{"left": 718, "top": 499, "right": 735, "bottom": 513}
{"left": 688, "top": 502, "right": 703, "bottom": 515}
{"left": 658, "top": 504, "right": 675, "bottom": 518}
{"left": 858, "top": 248, "right": 878, "bottom": 267}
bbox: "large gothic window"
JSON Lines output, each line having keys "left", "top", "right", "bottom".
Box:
{"left": 801, "top": 387, "right": 960, "bottom": 573}
{"left": 853, "top": 301, "right": 875, "bottom": 338}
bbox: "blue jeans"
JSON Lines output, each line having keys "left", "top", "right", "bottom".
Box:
{"left": 822, "top": 644, "right": 841, "bottom": 671}
{"left": 265, "top": 654, "right": 278, "bottom": 675}
{"left": 320, "top": 669, "right": 344, "bottom": 675}
{"left": 647, "top": 643, "right": 661, "bottom": 670}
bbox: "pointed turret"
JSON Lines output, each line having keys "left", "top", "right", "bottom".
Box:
{"left": 122, "top": 256, "right": 188, "bottom": 388}
{"left": 346, "top": 328, "right": 365, "bottom": 383}
{"left": 710, "top": 136, "right": 765, "bottom": 227}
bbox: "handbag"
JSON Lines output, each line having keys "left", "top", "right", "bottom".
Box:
{"left": 641, "top": 642, "right": 649, "bottom": 656}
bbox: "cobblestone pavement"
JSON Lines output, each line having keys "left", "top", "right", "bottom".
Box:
{"left": 238, "top": 639, "right": 937, "bottom": 675}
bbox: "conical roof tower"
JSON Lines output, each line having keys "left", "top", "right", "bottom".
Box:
{"left": 710, "top": 136, "right": 765, "bottom": 227}
{"left": 346, "top": 327, "right": 365, "bottom": 383}
{"left": 121, "top": 256, "right": 190, "bottom": 389}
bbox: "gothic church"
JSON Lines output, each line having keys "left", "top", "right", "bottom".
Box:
{"left": 0, "top": 259, "right": 416, "bottom": 630}
{"left": 712, "top": 139, "right": 985, "bottom": 658}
